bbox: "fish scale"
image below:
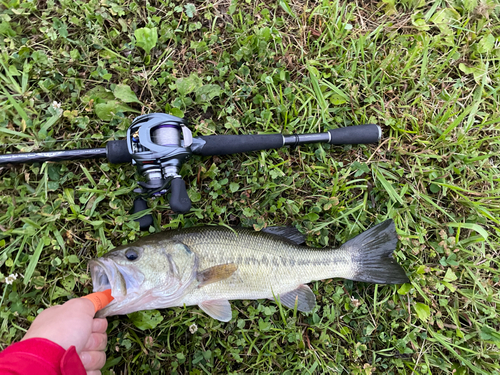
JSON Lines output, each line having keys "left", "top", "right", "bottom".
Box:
{"left": 91, "top": 220, "right": 409, "bottom": 321}
{"left": 170, "top": 227, "right": 351, "bottom": 305}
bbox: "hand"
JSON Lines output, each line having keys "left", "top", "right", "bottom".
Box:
{"left": 22, "top": 298, "right": 108, "bottom": 375}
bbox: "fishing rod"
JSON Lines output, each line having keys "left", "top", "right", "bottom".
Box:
{"left": 0, "top": 113, "right": 381, "bottom": 229}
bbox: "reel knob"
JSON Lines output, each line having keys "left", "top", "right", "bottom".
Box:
{"left": 131, "top": 197, "right": 154, "bottom": 231}
{"left": 169, "top": 178, "right": 191, "bottom": 213}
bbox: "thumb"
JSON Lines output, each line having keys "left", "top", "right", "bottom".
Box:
{"left": 81, "top": 290, "right": 114, "bottom": 314}
{"left": 63, "top": 298, "right": 96, "bottom": 317}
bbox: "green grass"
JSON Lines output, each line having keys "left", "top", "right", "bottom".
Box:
{"left": 1, "top": 0, "right": 500, "bottom": 373}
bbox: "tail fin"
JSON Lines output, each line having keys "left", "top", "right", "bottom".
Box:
{"left": 340, "top": 219, "right": 409, "bottom": 284}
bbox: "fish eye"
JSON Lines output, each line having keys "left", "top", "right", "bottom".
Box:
{"left": 125, "top": 249, "right": 139, "bottom": 261}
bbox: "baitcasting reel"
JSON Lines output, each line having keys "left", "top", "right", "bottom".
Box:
{"left": 127, "top": 114, "right": 193, "bottom": 213}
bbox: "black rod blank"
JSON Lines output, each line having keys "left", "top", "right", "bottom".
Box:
{"left": 0, "top": 148, "right": 107, "bottom": 165}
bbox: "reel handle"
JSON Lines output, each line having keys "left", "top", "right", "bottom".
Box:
{"left": 130, "top": 181, "right": 190, "bottom": 230}
{"left": 169, "top": 178, "right": 191, "bottom": 213}
{"left": 131, "top": 197, "right": 154, "bottom": 231}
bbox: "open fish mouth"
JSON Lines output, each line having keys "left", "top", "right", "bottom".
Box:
{"left": 90, "top": 260, "right": 112, "bottom": 292}
{"left": 89, "top": 258, "right": 147, "bottom": 312}
{"left": 89, "top": 258, "right": 150, "bottom": 317}
{"left": 89, "top": 259, "right": 129, "bottom": 302}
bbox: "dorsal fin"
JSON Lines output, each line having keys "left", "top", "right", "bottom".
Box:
{"left": 197, "top": 263, "right": 238, "bottom": 288}
{"left": 261, "top": 226, "right": 305, "bottom": 245}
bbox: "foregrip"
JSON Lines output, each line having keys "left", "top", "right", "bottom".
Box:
{"left": 106, "top": 140, "right": 132, "bottom": 164}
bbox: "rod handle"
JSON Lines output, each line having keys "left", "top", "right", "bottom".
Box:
{"left": 193, "top": 134, "right": 284, "bottom": 156}
{"left": 328, "top": 124, "right": 381, "bottom": 145}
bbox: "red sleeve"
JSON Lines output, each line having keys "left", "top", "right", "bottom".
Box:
{"left": 0, "top": 338, "right": 86, "bottom": 375}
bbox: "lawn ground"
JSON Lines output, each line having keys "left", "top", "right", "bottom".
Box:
{"left": 1, "top": 0, "right": 500, "bottom": 373}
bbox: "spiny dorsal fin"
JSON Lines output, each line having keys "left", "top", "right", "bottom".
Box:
{"left": 261, "top": 226, "right": 305, "bottom": 245}
{"left": 197, "top": 263, "right": 238, "bottom": 288}
{"left": 199, "top": 300, "right": 232, "bottom": 322}
{"left": 272, "top": 284, "right": 316, "bottom": 312}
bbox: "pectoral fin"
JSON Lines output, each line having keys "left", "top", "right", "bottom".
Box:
{"left": 276, "top": 284, "right": 316, "bottom": 312}
{"left": 199, "top": 300, "right": 232, "bottom": 322}
{"left": 197, "top": 263, "right": 238, "bottom": 288}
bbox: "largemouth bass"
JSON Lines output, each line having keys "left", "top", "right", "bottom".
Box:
{"left": 90, "top": 220, "right": 408, "bottom": 321}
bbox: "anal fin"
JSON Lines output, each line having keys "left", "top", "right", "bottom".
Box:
{"left": 199, "top": 300, "right": 232, "bottom": 322}
{"left": 275, "top": 284, "right": 316, "bottom": 312}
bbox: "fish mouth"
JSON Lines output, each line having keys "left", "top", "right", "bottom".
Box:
{"left": 89, "top": 259, "right": 128, "bottom": 300}
{"left": 89, "top": 258, "right": 146, "bottom": 317}
{"left": 89, "top": 260, "right": 112, "bottom": 292}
